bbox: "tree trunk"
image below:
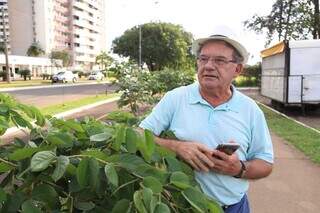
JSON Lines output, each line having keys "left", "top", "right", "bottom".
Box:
{"left": 284, "top": 0, "right": 294, "bottom": 40}
{"left": 278, "top": 0, "right": 284, "bottom": 41}
{"left": 313, "top": 0, "right": 320, "bottom": 39}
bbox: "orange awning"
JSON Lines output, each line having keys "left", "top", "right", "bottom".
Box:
{"left": 260, "top": 41, "right": 286, "bottom": 58}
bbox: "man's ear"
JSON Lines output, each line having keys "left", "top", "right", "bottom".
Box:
{"left": 234, "top": 64, "right": 243, "bottom": 76}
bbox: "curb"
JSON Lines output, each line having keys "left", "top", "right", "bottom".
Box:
{"left": 0, "top": 97, "right": 120, "bottom": 139}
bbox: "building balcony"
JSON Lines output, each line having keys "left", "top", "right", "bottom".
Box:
{"left": 72, "top": 1, "right": 97, "bottom": 14}
{"left": 54, "top": 15, "right": 69, "bottom": 23}
{"left": 73, "top": 37, "right": 95, "bottom": 46}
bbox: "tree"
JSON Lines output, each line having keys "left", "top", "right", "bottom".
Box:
{"left": 95, "top": 51, "right": 114, "bottom": 71}
{"left": 26, "top": 42, "right": 45, "bottom": 56}
{"left": 244, "top": 0, "right": 320, "bottom": 46}
{"left": 112, "top": 22, "right": 195, "bottom": 71}
{"left": 50, "top": 50, "right": 71, "bottom": 67}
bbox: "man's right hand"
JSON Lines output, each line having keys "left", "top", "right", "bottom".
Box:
{"left": 174, "top": 142, "right": 215, "bottom": 172}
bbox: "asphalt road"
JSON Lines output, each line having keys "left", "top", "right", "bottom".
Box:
{"left": 3, "top": 83, "right": 117, "bottom": 108}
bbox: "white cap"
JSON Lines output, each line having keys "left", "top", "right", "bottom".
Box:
{"left": 191, "top": 34, "right": 249, "bottom": 64}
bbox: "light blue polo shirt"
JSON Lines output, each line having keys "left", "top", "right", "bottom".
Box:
{"left": 139, "top": 82, "right": 274, "bottom": 206}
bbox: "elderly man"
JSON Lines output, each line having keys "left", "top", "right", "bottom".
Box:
{"left": 139, "top": 34, "right": 274, "bottom": 213}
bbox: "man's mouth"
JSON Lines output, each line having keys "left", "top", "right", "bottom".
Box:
{"left": 203, "top": 74, "right": 218, "bottom": 79}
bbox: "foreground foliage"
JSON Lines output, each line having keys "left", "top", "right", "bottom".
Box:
{"left": 0, "top": 94, "right": 222, "bottom": 212}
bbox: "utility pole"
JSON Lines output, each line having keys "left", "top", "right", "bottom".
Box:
{"left": 1, "top": 6, "right": 10, "bottom": 83}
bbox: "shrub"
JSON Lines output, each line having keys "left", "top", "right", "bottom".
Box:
{"left": 19, "top": 69, "right": 32, "bottom": 81}
{"left": 0, "top": 94, "right": 223, "bottom": 212}
{"left": 41, "top": 73, "right": 52, "bottom": 80}
{"left": 116, "top": 63, "right": 195, "bottom": 114}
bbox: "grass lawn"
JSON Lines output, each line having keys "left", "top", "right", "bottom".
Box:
{"left": 41, "top": 93, "right": 119, "bottom": 116}
{"left": 0, "top": 78, "right": 110, "bottom": 88}
{"left": 260, "top": 104, "right": 320, "bottom": 164}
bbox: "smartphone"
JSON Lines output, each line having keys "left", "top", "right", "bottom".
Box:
{"left": 215, "top": 143, "right": 240, "bottom": 155}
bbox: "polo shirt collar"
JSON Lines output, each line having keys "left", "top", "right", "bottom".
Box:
{"left": 188, "top": 82, "right": 240, "bottom": 113}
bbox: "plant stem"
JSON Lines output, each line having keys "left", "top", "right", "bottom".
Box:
{"left": 111, "top": 178, "right": 139, "bottom": 196}
{"left": 0, "top": 157, "right": 18, "bottom": 167}
{"left": 69, "top": 154, "right": 108, "bottom": 164}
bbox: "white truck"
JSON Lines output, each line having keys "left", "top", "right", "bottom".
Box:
{"left": 260, "top": 40, "right": 320, "bottom": 111}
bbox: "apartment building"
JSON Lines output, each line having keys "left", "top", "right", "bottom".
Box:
{"left": 0, "top": 0, "right": 10, "bottom": 53}
{"left": 7, "top": 0, "right": 106, "bottom": 70}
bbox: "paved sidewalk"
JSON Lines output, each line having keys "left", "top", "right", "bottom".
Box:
{"left": 248, "top": 132, "right": 320, "bottom": 213}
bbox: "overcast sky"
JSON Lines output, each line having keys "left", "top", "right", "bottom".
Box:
{"left": 105, "top": 0, "right": 276, "bottom": 65}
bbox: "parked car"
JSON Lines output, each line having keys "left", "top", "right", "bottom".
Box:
{"left": 52, "top": 71, "right": 77, "bottom": 83}
{"left": 88, "top": 71, "right": 104, "bottom": 80}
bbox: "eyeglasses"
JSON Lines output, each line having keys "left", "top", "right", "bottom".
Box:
{"left": 197, "top": 55, "right": 237, "bottom": 66}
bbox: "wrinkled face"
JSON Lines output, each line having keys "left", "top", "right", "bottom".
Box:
{"left": 197, "top": 41, "right": 242, "bottom": 91}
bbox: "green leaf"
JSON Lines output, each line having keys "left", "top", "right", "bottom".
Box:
{"left": 136, "top": 129, "right": 155, "bottom": 162}
{"left": 30, "top": 151, "right": 56, "bottom": 172}
{"left": 76, "top": 158, "right": 100, "bottom": 188}
{"left": 0, "top": 104, "right": 9, "bottom": 113}
{"left": 110, "top": 154, "right": 146, "bottom": 171}
{"left": 170, "top": 171, "right": 190, "bottom": 189}
{"left": 207, "top": 199, "right": 224, "bottom": 213}
{"left": 142, "top": 187, "right": 153, "bottom": 212}
{"left": 66, "top": 163, "right": 77, "bottom": 175}
{"left": 65, "top": 120, "right": 84, "bottom": 132}
{"left": 133, "top": 190, "right": 148, "bottom": 213}
{"left": 81, "top": 149, "right": 109, "bottom": 161}
{"left": 154, "top": 202, "right": 171, "bottom": 213}
{"left": 0, "top": 162, "right": 14, "bottom": 173}
{"left": 135, "top": 164, "right": 168, "bottom": 184}
{"left": 144, "top": 129, "right": 155, "bottom": 154}
{"left": 32, "top": 184, "right": 58, "bottom": 208}
{"left": 46, "top": 132, "right": 73, "bottom": 148}
{"left": 165, "top": 156, "right": 182, "bottom": 172}
{"left": 104, "top": 163, "right": 118, "bottom": 187}
{"left": 113, "top": 125, "right": 126, "bottom": 151}
{"left": 34, "top": 108, "right": 45, "bottom": 126}
{"left": 9, "top": 147, "right": 39, "bottom": 161}
{"left": 11, "top": 111, "right": 32, "bottom": 129}
{"left": 21, "top": 199, "right": 42, "bottom": 213}
{"left": 74, "top": 201, "right": 95, "bottom": 211}
{"left": 90, "top": 132, "right": 112, "bottom": 142}
{"left": 112, "top": 199, "right": 131, "bottom": 213}
{"left": 142, "top": 176, "right": 163, "bottom": 194}
{"left": 125, "top": 128, "right": 138, "bottom": 153}
{"left": 52, "top": 155, "right": 69, "bottom": 182}
{"left": 0, "top": 187, "right": 7, "bottom": 203}
{"left": 181, "top": 187, "right": 208, "bottom": 213}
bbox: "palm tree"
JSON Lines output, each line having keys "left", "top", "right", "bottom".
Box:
{"left": 95, "top": 51, "right": 114, "bottom": 70}
{"left": 26, "top": 42, "right": 45, "bottom": 57}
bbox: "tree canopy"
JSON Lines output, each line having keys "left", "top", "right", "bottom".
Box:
{"left": 50, "top": 50, "right": 71, "bottom": 67}
{"left": 112, "top": 22, "right": 195, "bottom": 71}
{"left": 244, "top": 0, "right": 320, "bottom": 46}
{"left": 26, "top": 42, "right": 45, "bottom": 57}
{"left": 95, "top": 51, "right": 114, "bottom": 70}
